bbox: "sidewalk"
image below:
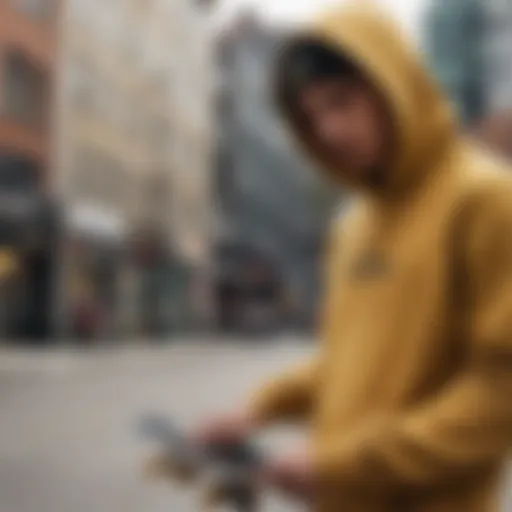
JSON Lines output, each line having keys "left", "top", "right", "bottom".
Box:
{"left": 0, "top": 347, "right": 81, "bottom": 374}
{"left": 0, "top": 335, "right": 314, "bottom": 377}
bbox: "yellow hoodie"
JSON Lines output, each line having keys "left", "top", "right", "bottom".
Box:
{"left": 250, "top": 3, "right": 512, "bottom": 512}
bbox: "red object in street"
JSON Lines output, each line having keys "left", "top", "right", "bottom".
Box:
{"left": 75, "top": 299, "right": 101, "bottom": 339}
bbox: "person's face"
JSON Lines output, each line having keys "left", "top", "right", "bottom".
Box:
{"left": 298, "top": 78, "right": 391, "bottom": 182}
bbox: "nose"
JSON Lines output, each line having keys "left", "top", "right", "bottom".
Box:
{"left": 318, "top": 113, "right": 350, "bottom": 149}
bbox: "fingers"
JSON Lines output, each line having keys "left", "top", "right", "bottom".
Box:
{"left": 191, "top": 410, "right": 255, "bottom": 446}
{"left": 260, "top": 453, "right": 316, "bottom": 503}
{"left": 142, "top": 454, "right": 198, "bottom": 485}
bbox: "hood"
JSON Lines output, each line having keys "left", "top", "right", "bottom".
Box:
{"left": 275, "top": 1, "right": 457, "bottom": 199}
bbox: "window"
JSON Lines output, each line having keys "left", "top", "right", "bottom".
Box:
{"left": 2, "top": 51, "right": 48, "bottom": 127}
{"left": 148, "top": 173, "right": 170, "bottom": 215}
{"left": 68, "top": 58, "right": 93, "bottom": 108}
{"left": 72, "top": 145, "right": 127, "bottom": 206}
{"left": 72, "top": 146, "right": 96, "bottom": 199}
{"left": 0, "top": 154, "right": 40, "bottom": 191}
{"left": 68, "top": 0, "right": 98, "bottom": 24}
{"left": 16, "top": 0, "right": 56, "bottom": 20}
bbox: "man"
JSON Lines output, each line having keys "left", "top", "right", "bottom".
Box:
{"left": 192, "top": 3, "right": 512, "bottom": 511}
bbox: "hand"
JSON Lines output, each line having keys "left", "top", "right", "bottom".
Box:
{"left": 262, "top": 447, "right": 316, "bottom": 501}
{"left": 191, "top": 409, "right": 258, "bottom": 446}
{"left": 142, "top": 453, "right": 198, "bottom": 484}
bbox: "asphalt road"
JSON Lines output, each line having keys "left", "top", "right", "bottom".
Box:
{"left": 0, "top": 339, "right": 510, "bottom": 512}
{"left": 0, "top": 340, "right": 312, "bottom": 512}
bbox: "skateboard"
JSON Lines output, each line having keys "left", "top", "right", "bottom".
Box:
{"left": 137, "top": 413, "right": 265, "bottom": 511}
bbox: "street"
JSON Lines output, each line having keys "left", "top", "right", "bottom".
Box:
{"left": 0, "top": 339, "right": 510, "bottom": 512}
{"left": 0, "top": 339, "right": 312, "bottom": 512}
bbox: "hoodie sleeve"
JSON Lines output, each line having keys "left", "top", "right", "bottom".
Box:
{"left": 315, "top": 189, "right": 512, "bottom": 493}
{"left": 248, "top": 357, "right": 321, "bottom": 424}
{"left": 247, "top": 215, "right": 346, "bottom": 425}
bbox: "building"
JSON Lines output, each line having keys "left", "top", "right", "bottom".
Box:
{"left": 56, "top": 0, "right": 212, "bottom": 340}
{"left": 485, "top": 0, "right": 512, "bottom": 113}
{"left": 474, "top": 111, "right": 512, "bottom": 158}
{"left": 213, "top": 13, "right": 338, "bottom": 333}
{"left": 475, "top": 1, "right": 512, "bottom": 157}
{"left": 424, "top": 0, "right": 487, "bottom": 125}
{"left": 0, "top": 0, "right": 61, "bottom": 340}
{"left": 166, "top": 0, "right": 216, "bottom": 331}
{"left": 424, "top": 0, "right": 512, "bottom": 157}
{"left": 425, "top": 0, "right": 512, "bottom": 153}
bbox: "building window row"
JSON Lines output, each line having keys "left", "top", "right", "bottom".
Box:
{"left": 1, "top": 51, "right": 49, "bottom": 129}
{"left": 14, "top": 0, "right": 57, "bottom": 21}
{"left": 72, "top": 145, "right": 128, "bottom": 207}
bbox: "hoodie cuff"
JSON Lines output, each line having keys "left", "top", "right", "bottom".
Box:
{"left": 314, "top": 439, "right": 350, "bottom": 488}
{"left": 313, "top": 416, "right": 397, "bottom": 494}
{"left": 247, "top": 382, "right": 288, "bottom": 426}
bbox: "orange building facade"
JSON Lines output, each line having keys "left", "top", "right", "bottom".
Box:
{"left": 0, "top": 0, "right": 60, "bottom": 185}
{"left": 0, "top": 1, "right": 61, "bottom": 340}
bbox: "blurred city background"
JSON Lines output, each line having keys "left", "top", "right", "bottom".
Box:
{"left": 0, "top": 0, "right": 511, "bottom": 510}
{"left": 0, "top": 0, "right": 510, "bottom": 344}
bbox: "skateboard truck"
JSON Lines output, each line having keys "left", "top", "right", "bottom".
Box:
{"left": 137, "top": 413, "right": 265, "bottom": 511}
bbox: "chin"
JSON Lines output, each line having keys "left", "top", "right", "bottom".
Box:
{"left": 351, "top": 164, "right": 371, "bottom": 179}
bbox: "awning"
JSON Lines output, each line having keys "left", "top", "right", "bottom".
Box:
{"left": 66, "top": 204, "right": 127, "bottom": 242}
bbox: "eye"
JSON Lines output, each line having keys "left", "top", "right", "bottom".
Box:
{"left": 331, "top": 89, "right": 356, "bottom": 110}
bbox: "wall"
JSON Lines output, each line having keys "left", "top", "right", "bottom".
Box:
{"left": 0, "top": 0, "right": 60, "bottom": 181}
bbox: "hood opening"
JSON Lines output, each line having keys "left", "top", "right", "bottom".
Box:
{"left": 274, "top": 1, "right": 456, "bottom": 199}
{"left": 276, "top": 36, "right": 397, "bottom": 194}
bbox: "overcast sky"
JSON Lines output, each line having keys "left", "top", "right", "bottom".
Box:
{"left": 215, "top": 0, "right": 429, "bottom": 39}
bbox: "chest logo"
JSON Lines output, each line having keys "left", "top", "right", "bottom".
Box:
{"left": 351, "top": 250, "right": 391, "bottom": 280}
